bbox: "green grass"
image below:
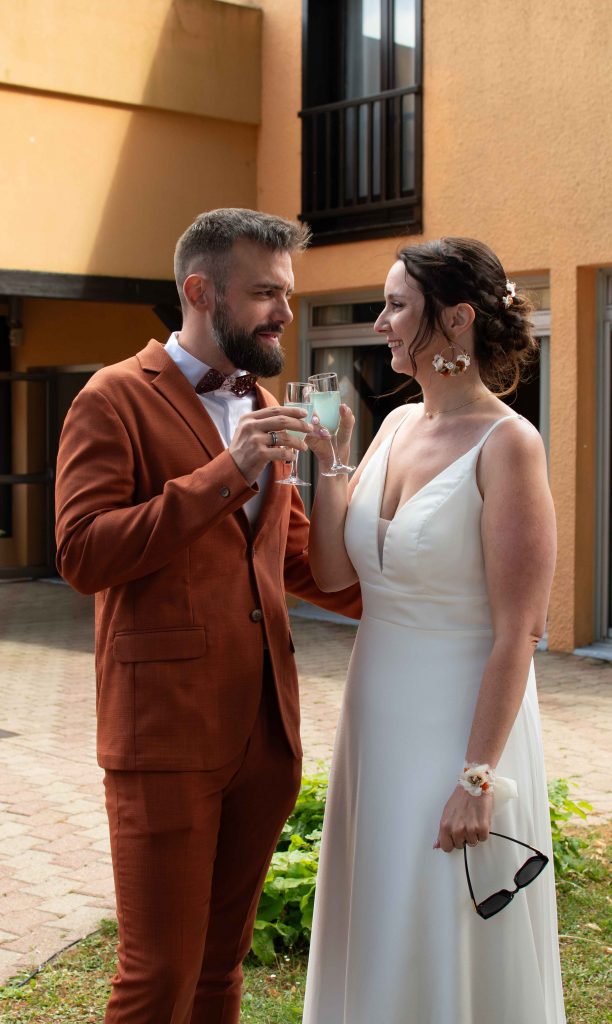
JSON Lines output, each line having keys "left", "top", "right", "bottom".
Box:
{"left": 241, "top": 956, "right": 306, "bottom": 1023}
{"left": 1, "top": 830, "right": 609, "bottom": 1024}
{"left": 555, "top": 830, "right": 612, "bottom": 1024}
{"left": 0, "top": 922, "right": 307, "bottom": 1024}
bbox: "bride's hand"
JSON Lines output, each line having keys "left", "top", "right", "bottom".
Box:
{"left": 306, "top": 404, "right": 355, "bottom": 473}
{"left": 434, "top": 786, "right": 493, "bottom": 853}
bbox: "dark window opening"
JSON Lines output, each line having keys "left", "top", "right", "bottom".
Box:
{"left": 301, "top": 0, "right": 423, "bottom": 245}
{"left": 502, "top": 361, "right": 541, "bottom": 427}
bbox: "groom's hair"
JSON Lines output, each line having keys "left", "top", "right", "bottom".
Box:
{"left": 174, "top": 208, "right": 311, "bottom": 310}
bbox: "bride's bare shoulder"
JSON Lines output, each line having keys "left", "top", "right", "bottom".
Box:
{"left": 478, "top": 413, "right": 548, "bottom": 495}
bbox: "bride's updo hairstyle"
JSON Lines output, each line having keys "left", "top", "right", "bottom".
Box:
{"left": 397, "top": 237, "right": 537, "bottom": 394}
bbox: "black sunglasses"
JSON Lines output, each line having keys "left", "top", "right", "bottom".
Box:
{"left": 463, "top": 830, "right": 549, "bottom": 920}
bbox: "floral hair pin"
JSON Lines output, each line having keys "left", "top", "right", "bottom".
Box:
{"left": 502, "top": 280, "right": 517, "bottom": 309}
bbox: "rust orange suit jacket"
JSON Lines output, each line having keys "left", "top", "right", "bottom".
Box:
{"left": 55, "top": 340, "right": 361, "bottom": 772}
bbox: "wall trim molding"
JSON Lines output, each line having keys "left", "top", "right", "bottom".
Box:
{"left": 0, "top": 269, "right": 178, "bottom": 305}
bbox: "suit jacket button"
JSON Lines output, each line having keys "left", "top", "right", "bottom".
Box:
{"left": 220, "top": 485, "right": 231, "bottom": 498}
{"left": 250, "top": 609, "right": 263, "bottom": 622}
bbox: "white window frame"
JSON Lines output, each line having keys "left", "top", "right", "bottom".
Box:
{"left": 299, "top": 288, "right": 386, "bottom": 383}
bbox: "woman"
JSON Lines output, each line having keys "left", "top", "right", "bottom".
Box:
{"left": 302, "top": 238, "right": 566, "bottom": 1023}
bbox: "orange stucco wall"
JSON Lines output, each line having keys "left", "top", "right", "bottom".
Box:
{"left": 256, "top": 0, "right": 612, "bottom": 282}
{"left": 0, "top": 0, "right": 261, "bottom": 279}
{"left": 0, "top": 0, "right": 261, "bottom": 124}
{"left": 13, "top": 299, "right": 164, "bottom": 373}
{"left": 252, "top": 0, "right": 612, "bottom": 650}
{"left": 573, "top": 268, "right": 599, "bottom": 645}
{"left": 0, "top": 86, "right": 258, "bottom": 279}
{"left": 0, "top": 1, "right": 263, "bottom": 572}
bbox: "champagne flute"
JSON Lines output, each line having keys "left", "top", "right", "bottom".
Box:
{"left": 308, "top": 372, "right": 356, "bottom": 476}
{"left": 276, "top": 381, "right": 313, "bottom": 487}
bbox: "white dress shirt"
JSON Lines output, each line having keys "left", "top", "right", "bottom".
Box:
{"left": 164, "top": 333, "right": 270, "bottom": 525}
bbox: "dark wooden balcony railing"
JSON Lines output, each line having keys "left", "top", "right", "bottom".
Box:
{"left": 299, "top": 85, "right": 422, "bottom": 244}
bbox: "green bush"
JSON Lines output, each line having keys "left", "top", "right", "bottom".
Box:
{"left": 251, "top": 773, "right": 327, "bottom": 964}
{"left": 251, "top": 773, "right": 601, "bottom": 963}
{"left": 547, "top": 778, "right": 602, "bottom": 882}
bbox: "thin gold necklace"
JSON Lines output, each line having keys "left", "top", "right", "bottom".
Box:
{"left": 423, "top": 394, "right": 487, "bottom": 419}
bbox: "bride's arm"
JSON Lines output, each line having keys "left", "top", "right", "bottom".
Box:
{"left": 435, "top": 418, "right": 556, "bottom": 852}
{"left": 307, "top": 404, "right": 404, "bottom": 592}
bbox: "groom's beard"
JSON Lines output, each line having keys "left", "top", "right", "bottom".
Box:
{"left": 212, "top": 299, "right": 285, "bottom": 378}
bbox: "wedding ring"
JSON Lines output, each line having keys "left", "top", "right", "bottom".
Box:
{"left": 269, "top": 430, "right": 279, "bottom": 447}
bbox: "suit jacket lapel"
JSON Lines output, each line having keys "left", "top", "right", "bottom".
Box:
{"left": 138, "top": 343, "right": 289, "bottom": 540}
{"left": 138, "top": 340, "right": 225, "bottom": 461}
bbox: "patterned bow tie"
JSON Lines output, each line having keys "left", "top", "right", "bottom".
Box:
{"left": 195, "top": 368, "right": 258, "bottom": 398}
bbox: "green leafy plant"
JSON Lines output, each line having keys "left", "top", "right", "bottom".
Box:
{"left": 547, "top": 779, "right": 602, "bottom": 882}
{"left": 251, "top": 773, "right": 327, "bottom": 964}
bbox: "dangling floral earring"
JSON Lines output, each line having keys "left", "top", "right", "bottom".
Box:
{"left": 432, "top": 344, "right": 471, "bottom": 376}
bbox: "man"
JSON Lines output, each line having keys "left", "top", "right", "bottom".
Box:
{"left": 55, "top": 208, "right": 360, "bottom": 1024}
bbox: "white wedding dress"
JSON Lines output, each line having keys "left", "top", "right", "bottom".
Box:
{"left": 303, "top": 410, "right": 566, "bottom": 1024}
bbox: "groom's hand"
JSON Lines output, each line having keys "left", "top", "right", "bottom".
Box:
{"left": 229, "top": 406, "right": 313, "bottom": 485}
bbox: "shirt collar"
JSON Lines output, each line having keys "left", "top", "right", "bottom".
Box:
{"left": 164, "top": 333, "right": 251, "bottom": 394}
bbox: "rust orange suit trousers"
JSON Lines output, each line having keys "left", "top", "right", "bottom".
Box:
{"left": 103, "top": 657, "right": 301, "bottom": 1024}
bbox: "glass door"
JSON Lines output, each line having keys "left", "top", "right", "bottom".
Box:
{"left": 0, "top": 365, "right": 99, "bottom": 578}
{"left": 0, "top": 370, "right": 55, "bottom": 577}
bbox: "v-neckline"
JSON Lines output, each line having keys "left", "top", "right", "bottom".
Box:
{"left": 377, "top": 411, "right": 512, "bottom": 525}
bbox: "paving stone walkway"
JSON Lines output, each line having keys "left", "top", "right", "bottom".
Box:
{"left": 0, "top": 581, "right": 610, "bottom": 984}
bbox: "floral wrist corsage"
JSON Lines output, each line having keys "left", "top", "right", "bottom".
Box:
{"left": 458, "top": 762, "right": 519, "bottom": 808}
{"left": 458, "top": 763, "right": 496, "bottom": 797}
